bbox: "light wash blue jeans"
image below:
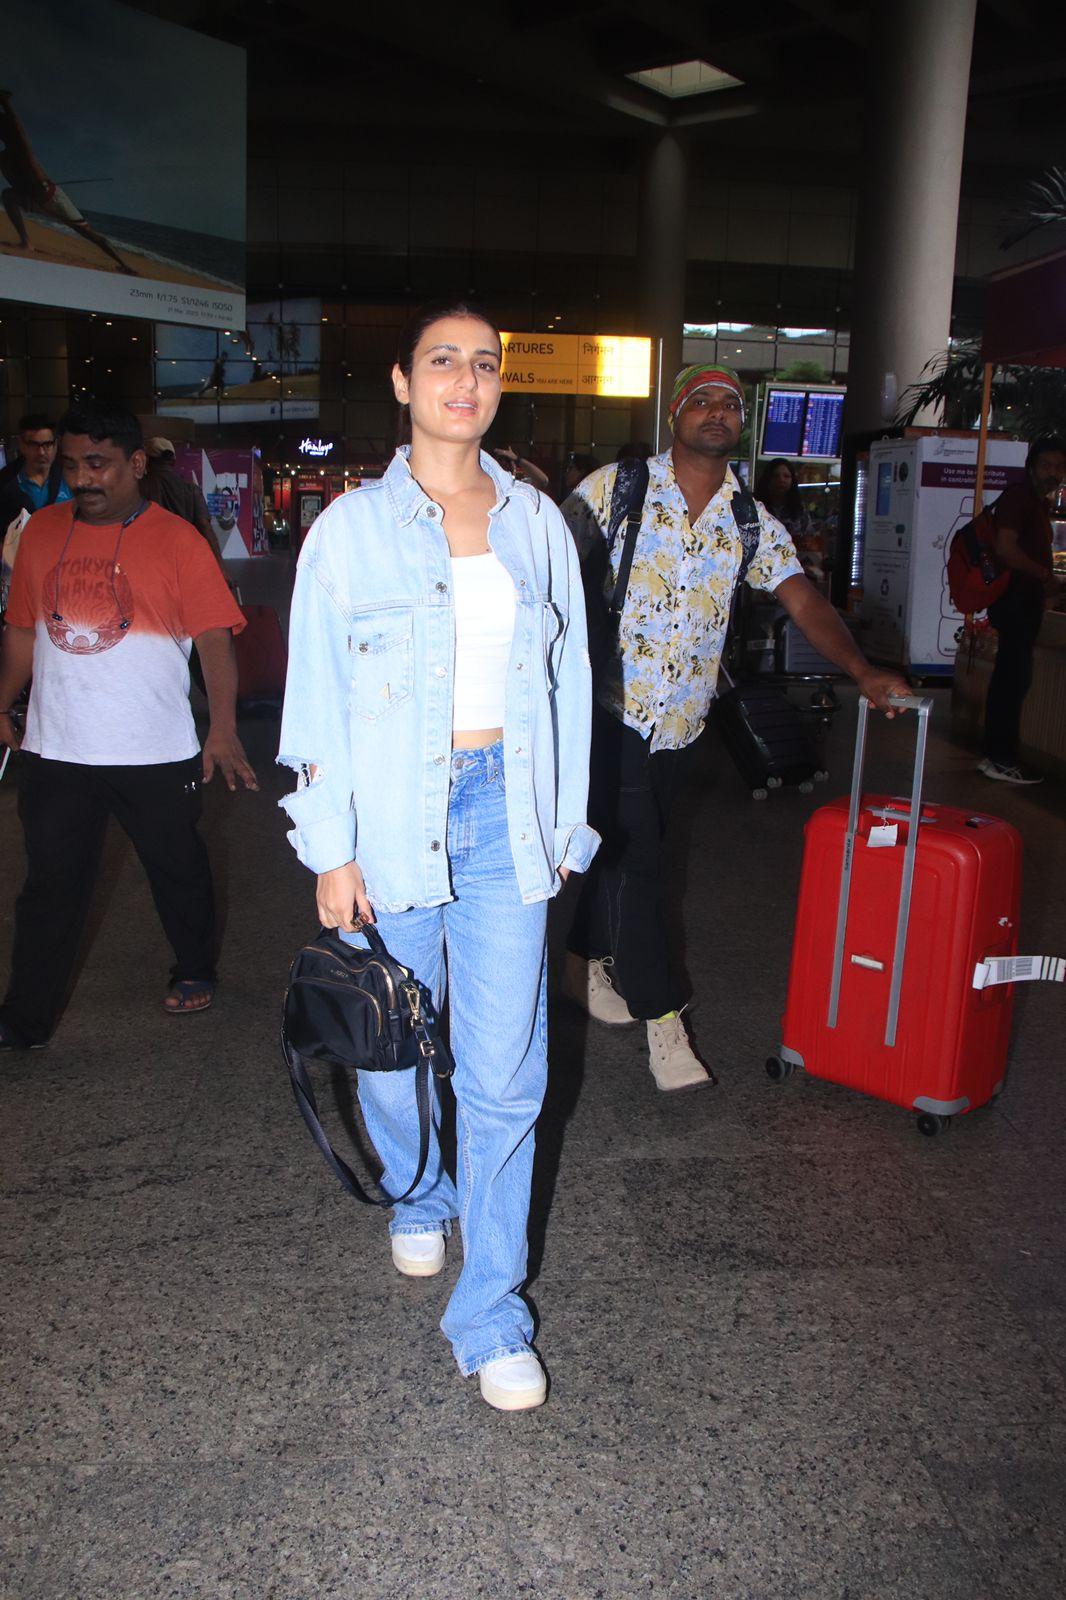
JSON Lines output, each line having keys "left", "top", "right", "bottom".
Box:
{"left": 343, "top": 742, "right": 548, "bottom": 1377}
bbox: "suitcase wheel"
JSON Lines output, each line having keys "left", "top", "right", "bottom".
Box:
{"left": 765, "top": 1055, "right": 795, "bottom": 1082}
{"left": 916, "top": 1112, "right": 952, "bottom": 1138}
{"left": 753, "top": 787, "right": 769, "bottom": 801}
{"left": 766, "top": 776, "right": 783, "bottom": 790}
{"left": 814, "top": 770, "right": 829, "bottom": 783}
{"left": 798, "top": 781, "right": 814, "bottom": 795}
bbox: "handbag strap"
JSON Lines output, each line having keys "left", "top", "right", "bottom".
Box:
{"left": 282, "top": 1034, "right": 433, "bottom": 1208}
{"left": 605, "top": 457, "right": 650, "bottom": 622}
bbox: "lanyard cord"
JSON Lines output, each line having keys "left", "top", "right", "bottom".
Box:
{"left": 51, "top": 499, "right": 148, "bottom": 629}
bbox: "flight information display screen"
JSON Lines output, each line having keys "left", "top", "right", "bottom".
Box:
{"left": 762, "top": 389, "right": 805, "bottom": 456}
{"left": 759, "top": 386, "right": 846, "bottom": 460}
{"left": 802, "top": 391, "right": 845, "bottom": 458}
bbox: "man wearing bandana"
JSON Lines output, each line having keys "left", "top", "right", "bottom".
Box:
{"left": 561, "top": 363, "right": 909, "bottom": 1092}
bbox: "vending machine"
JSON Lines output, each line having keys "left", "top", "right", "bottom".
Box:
{"left": 863, "top": 432, "right": 1028, "bottom": 675}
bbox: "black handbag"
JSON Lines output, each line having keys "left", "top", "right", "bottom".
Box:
{"left": 281, "top": 925, "right": 454, "bottom": 1206}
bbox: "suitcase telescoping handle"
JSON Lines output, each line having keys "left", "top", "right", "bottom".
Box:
{"left": 827, "top": 693, "right": 935, "bottom": 1048}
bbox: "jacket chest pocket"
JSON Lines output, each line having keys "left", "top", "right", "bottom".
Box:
{"left": 349, "top": 610, "right": 414, "bottom": 722}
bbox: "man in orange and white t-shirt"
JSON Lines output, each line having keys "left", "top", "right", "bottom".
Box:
{"left": 0, "top": 400, "right": 256, "bottom": 1050}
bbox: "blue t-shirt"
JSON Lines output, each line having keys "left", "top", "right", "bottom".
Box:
{"left": 17, "top": 472, "right": 72, "bottom": 512}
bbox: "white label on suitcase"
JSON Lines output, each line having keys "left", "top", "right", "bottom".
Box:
{"left": 867, "top": 823, "right": 899, "bottom": 848}
{"left": 972, "top": 955, "right": 1066, "bottom": 990}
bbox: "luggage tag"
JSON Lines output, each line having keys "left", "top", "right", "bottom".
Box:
{"left": 973, "top": 955, "right": 1066, "bottom": 990}
{"left": 867, "top": 823, "right": 898, "bottom": 849}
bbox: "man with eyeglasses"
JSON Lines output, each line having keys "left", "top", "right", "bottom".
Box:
{"left": 561, "top": 362, "right": 908, "bottom": 1092}
{"left": 0, "top": 414, "right": 71, "bottom": 529}
{"left": 1, "top": 415, "right": 71, "bottom": 607}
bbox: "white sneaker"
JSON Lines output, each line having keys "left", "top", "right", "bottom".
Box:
{"left": 646, "top": 1011, "right": 714, "bottom": 1093}
{"left": 977, "top": 757, "right": 1044, "bottom": 785}
{"left": 563, "top": 953, "right": 636, "bottom": 1025}
{"left": 391, "top": 1231, "right": 445, "bottom": 1277}
{"left": 478, "top": 1350, "right": 547, "bottom": 1411}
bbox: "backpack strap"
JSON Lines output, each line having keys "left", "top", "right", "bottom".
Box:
{"left": 730, "top": 483, "right": 762, "bottom": 587}
{"left": 725, "top": 483, "right": 764, "bottom": 656}
{"left": 604, "top": 457, "right": 650, "bottom": 623}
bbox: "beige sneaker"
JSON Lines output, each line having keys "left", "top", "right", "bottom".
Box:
{"left": 563, "top": 953, "right": 636, "bottom": 1025}
{"left": 646, "top": 1011, "right": 714, "bottom": 1093}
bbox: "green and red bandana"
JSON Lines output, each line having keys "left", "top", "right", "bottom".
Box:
{"left": 668, "top": 363, "right": 745, "bottom": 431}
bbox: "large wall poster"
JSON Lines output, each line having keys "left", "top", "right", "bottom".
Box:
{"left": 0, "top": 0, "right": 245, "bottom": 329}
{"left": 154, "top": 300, "right": 321, "bottom": 423}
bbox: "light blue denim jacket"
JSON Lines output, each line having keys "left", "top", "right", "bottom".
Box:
{"left": 278, "top": 447, "right": 599, "bottom": 912}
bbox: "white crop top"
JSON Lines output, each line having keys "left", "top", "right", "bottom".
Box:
{"left": 450, "top": 551, "right": 516, "bottom": 730}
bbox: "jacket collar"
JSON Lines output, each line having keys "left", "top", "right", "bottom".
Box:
{"left": 383, "top": 445, "right": 539, "bottom": 528}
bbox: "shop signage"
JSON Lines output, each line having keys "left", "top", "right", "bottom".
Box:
{"left": 298, "top": 437, "right": 334, "bottom": 457}
{"left": 500, "top": 334, "right": 651, "bottom": 398}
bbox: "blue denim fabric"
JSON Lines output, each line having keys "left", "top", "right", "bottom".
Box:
{"left": 343, "top": 742, "right": 547, "bottom": 1377}
{"left": 278, "top": 446, "right": 599, "bottom": 910}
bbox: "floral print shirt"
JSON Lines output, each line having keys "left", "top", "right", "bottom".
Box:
{"left": 562, "top": 450, "right": 804, "bottom": 752}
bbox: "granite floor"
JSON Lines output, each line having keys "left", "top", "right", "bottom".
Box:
{"left": 2, "top": 688, "right": 1064, "bottom": 1600}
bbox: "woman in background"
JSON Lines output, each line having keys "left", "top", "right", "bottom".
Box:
{"left": 755, "top": 457, "right": 812, "bottom": 542}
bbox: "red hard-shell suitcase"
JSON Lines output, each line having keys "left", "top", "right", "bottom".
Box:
{"left": 235, "top": 603, "right": 287, "bottom": 710}
{"left": 770, "top": 695, "right": 1022, "bottom": 1135}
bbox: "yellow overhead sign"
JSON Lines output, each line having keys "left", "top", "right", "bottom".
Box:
{"left": 500, "top": 333, "right": 652, "bottom": 398}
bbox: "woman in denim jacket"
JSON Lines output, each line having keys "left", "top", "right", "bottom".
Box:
{"left": 279, "top": 301, "right": 598, "bottom": 1411}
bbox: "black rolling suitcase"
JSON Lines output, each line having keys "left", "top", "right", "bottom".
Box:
{"left": 712, "top": 667, "right": 827, "bottom": 800}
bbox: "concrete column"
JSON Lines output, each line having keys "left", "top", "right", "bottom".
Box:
{"left": 845, "top": 0, "right": 977, "bottom": 434}
{"left": 637, "top": 132, "right": 688, "bottom": 449}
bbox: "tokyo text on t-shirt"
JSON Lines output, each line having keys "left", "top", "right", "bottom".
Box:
{"left": 5, "top": 499, "right": 246, "bottom": 765}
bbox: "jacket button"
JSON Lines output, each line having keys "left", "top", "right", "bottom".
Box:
{"left": 358, "top": 642, "right": 368, "bottom": 653}
{"left": 430, "top": 840, "right": 441, "bottom": 851}
{"left": 514, "top": 745, "right": 522, "bottom": 754}
{"left": 435, "top": 581, "right": 448, "bottom": 593}
{"left": 516, "top": 662, "right": 524, "bottom": 671}
{"left": 436, "top": 665, "right": 446, "bottom": 677}
{"left": 434, "top": 755, "right": 445, "bottom": 765}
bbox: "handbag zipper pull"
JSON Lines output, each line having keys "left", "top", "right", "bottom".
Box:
{"left": 401, "top": 980, "right": 422, "bottom": 1022}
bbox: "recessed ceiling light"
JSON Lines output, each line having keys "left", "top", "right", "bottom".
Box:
{"left": 627, "top": 59, "right": 742, "bottom": 99}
